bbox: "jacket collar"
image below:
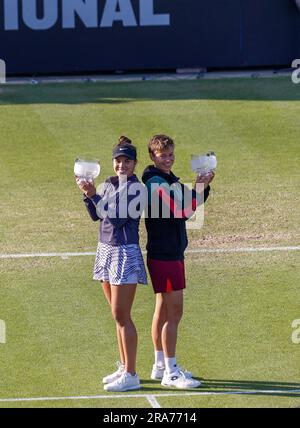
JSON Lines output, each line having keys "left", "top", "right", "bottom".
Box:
{"left": 142, "top": 165, "right": 179, "bottom": 184}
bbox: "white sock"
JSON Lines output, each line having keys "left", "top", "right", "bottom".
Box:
{"left": 165, "top": 357, "right": 177, "bottom": 374}
{"left": 124, "top": 371, "right": 136, "bottom": 377}
{"left": 155, "top": 351, "right": 165, "bottom": 368}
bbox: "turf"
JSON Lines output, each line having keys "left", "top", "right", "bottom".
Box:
{"left": 0, "top": 252, "right": 299, "bottom": 408}
{"left": 0, "top": 78, "right": 299, "bottom": 254}
{"left": 0, "top": 77, "right": 299, "bottom": 408}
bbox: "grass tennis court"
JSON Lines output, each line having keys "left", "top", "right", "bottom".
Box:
{"left": 0, "top": 77, "right": 299, "bottom": 407}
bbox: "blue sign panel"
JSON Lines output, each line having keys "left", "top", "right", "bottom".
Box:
{"left": 0, "top": 0, "right": 299, "bottom": 75}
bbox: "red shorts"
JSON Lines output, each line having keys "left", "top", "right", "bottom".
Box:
{"left": 147, "top": 258, "right": 186, "bottom": 294}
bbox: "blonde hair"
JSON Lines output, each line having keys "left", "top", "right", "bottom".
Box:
{"left": 148, "top": 134, "right": 174, "bottom": 155}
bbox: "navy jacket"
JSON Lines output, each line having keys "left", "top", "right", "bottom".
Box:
{"left": 142, "top": 166, "right": 210, "bottom": 261}
{"left": 83, "top": 174, "right": 142, "bottom": 246}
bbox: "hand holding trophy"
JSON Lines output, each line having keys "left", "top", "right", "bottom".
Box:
{"left": 191, "top": 151, "right": 217, "bottom": 189}
{"left": 74, "top": 158, "right": 100, "bottom": 198}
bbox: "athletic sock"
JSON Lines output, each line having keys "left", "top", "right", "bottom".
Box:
{"left": 164, "top": 357, "right": 177, "bottom": 374}
{"left": 155, "top": 350, "right": 165, "bottom": 368}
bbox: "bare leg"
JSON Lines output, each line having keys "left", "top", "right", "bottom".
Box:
{"left": 152, "top": 293, "right": 167, "bottom": 352}
{"left": 110, "top": 284, "right": 137, "bottom": 375}
{"left": 161, "top": 290, "right": 183, "bottom": 357}
{"left": 102, "top": 281, "right": 125, "bottom": 365}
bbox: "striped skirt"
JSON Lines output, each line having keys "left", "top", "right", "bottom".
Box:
{"left": 93, "top": 242, "right": 148, "bottom": 285}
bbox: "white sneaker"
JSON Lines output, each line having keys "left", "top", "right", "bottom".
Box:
{"left": 177, "top": 365, "right": 193, "bottom": 379}
{"left": 102, "top": 362, "right": 125, "bottom": 384}
{"left": 104, "top": 372, "right": 141, "bottom": 392}
{"left": 151, "top": 364, "right": 192, "bottom": 380}
{"left": 161, "top": 369, "right": 201, "bottom": 389}
{"left": 151, "top": 364, "right": 165, "bottom": 380}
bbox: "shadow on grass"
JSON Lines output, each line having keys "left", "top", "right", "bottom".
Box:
{"left": 139, "top": 378, "right": 300, "bottom": 398}
{"left": 0, "top": 77, "right": 300, "bottom": 105}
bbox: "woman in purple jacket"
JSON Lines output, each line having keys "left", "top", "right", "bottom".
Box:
{"left": 76, "top": 136, "right": 147, "bottom": 392}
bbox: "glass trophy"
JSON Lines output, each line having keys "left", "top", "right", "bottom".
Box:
{"left": 191, "top": 151, "right": 217, "bottom": 175}
{"left": 74, "top": 158, "right": 100, "bottom": 183}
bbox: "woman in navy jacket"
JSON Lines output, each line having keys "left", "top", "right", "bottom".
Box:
{"left": 76, "top": 136, "right": 147, "bottom": 393}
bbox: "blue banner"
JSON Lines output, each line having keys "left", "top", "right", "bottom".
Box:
{"left": 0, "top": 0, "right": 299, "bottom": 75}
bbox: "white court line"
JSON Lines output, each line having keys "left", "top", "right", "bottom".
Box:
{"left": 0, "top": 252, "right": 96, "bottom": 259}
{"left": 187, "top": 246, "right": 300, "bottom": 254}
{"left": 146, "top": 395, "right": 161, "bottom": 408}
{"left": 1, "top": 389, "right": 300, "bottom": 403}
{"left": 0, "top": 246, "right": 300, "bottom": 260}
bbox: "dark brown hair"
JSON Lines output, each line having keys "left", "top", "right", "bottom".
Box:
{"left": 112, "top": 135, "right": 137, "bottom": 160}
{"left": 118, "top": 135, "right": 132, "bottom": 146}
{"left": 113, "top": 135, "right": 136, "bottom": 151}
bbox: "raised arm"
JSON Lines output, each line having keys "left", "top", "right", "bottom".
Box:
{"left": 76, "top": 177, "right": 101, "bottom": 222}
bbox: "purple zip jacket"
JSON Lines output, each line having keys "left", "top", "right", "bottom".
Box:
{"left": 83, "top": 174, "right": 142, "bottom": 246}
